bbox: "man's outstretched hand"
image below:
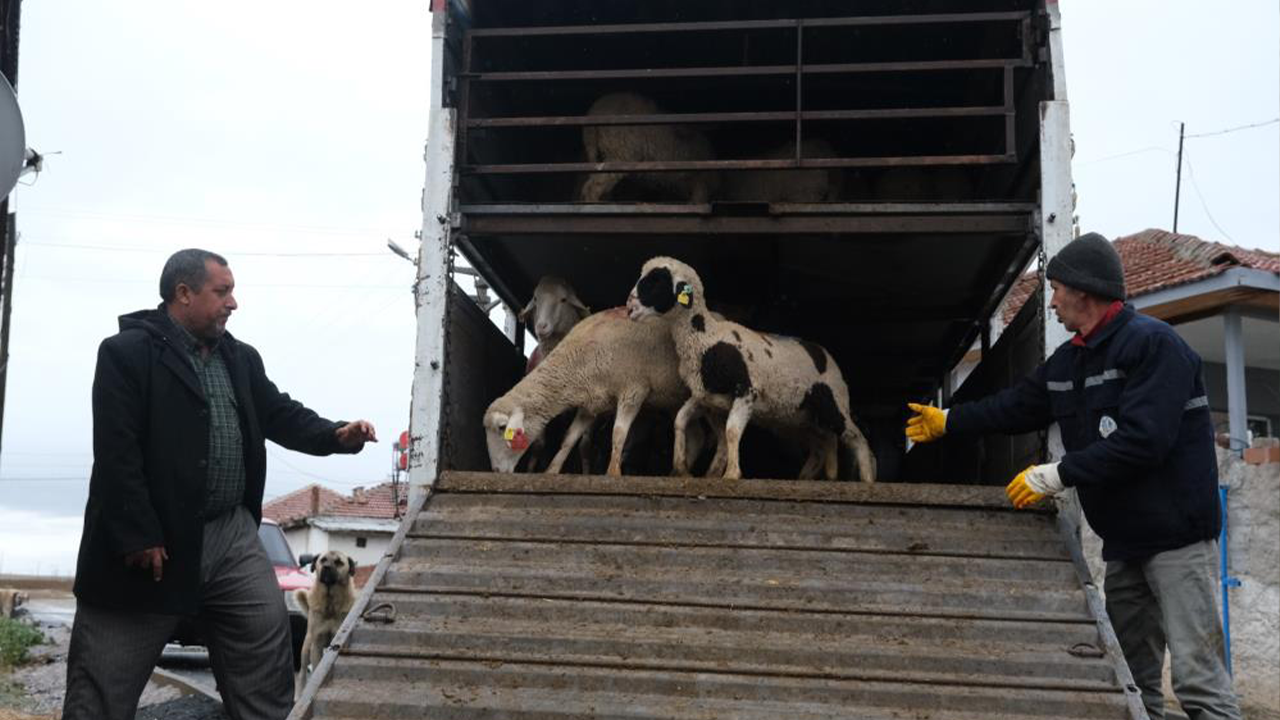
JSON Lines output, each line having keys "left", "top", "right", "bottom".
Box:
{"left": 124, "top": 547, "right": 169, "bottom": 582}
{"left": 336, "top": 420, "right": 378, "bottom": 450}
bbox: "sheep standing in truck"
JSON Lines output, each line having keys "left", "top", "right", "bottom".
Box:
{"left": 626, "top": 256, "right": 876, "bottom": 483}
{"left": 579, "top": 92, "right": 720, "bottom": 203}
{"left": 721, "top": 138, "right": 845, "bottom": 202}
{"left": 484, "top": 307, "right": 719, "bottom": 477}
{"left": 519, "top": 276, "right": 590, "bottom": 373}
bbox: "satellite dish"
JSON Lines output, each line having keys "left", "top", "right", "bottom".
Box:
{"left": 0, "top": 72, "right": 26, "bottom": 201}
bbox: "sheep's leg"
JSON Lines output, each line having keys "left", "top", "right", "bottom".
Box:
{"left": 723, "top": 395, "right": 755, "bottom": 481}
{"left": 841, "top": 419, "right": 877, "bottom": 484}
{"left": 688, "top": 175, "right": 712, "bottom": 204}
{"left": 580, "top": 173, "right": 623, "bottom": 202}
{"left": 683, "top": 418, "right": 706, "bottom": 473}
{"left": 577, "top": 418, "right": 595, "bottom": 474}
{"left": 546, "top": 411, "right": 595, "bottom": 475}
{"left": 796, "top": 436, "right": 823, "bottom": 480}
{"left": 608, "top": 391, "right": 647, "bottom": 477}
{"left": 698, "top": 412, "right": 728, "bottom": 478}
{"left": 820, "top": 433, "right": 840, "bottom": 481}
{"left": 672, "top": 398, "right": 703, "bottom": 477}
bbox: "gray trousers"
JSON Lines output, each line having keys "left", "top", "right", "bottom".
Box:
{"left": 63, "top": 506, "right": 294, "bottom": 720}
{"left": 1105, "top": 539, "right": 1242, "bottom": 720}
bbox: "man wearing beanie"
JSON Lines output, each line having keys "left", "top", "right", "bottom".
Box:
{"left": 907, "top": 232, "right": 1241, "bottom": 719}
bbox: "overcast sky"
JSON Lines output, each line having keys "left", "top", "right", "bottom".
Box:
{"left": 1, "top": 1, "right": 1277, "bottom": 576}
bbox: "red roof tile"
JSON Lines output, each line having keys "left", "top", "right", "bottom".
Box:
{"left": 1000, "top": 229, "right": 1280, "bottom": 324}
{"left": 263, "top": 484, "right": 346, "bottom": 528}
{"left": 324, "top": 482, "right": 409, "bottom": 521}
{"left": 263, "top": 481, "right": 409, "bottom": 527}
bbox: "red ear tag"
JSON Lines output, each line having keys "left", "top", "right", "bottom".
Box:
{"left": 506, "top": 428, "right": 530, "bottom": 451}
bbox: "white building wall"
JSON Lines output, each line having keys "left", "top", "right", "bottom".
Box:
{"left": 322, "top": 531, "right": 392, "bottom": 571}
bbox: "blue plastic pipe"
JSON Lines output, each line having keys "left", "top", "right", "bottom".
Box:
{"left": 1219, "top": 484, "right": 1242, "bottom": 675}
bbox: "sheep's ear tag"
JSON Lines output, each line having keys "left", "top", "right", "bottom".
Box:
{"left": 676, "top": 282, "right": 694, "bottom": 307}
{"left": 504, "top": 427, "right": 529, "bottom": 450}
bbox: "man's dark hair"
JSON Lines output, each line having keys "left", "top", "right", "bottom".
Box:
{"left": 159, "top": 249, "right": 229, "bottom": 303}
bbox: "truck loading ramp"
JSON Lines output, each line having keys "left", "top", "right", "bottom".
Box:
{"left": 290, "top": 472, "right": 1147, "bottom": 719}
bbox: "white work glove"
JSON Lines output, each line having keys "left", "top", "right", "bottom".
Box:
{"left": 1006, "top": 462, "right": 1064, "bottom": 509}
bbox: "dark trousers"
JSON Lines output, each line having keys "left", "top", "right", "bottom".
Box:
{"left": 62, "top": 506, "right": 294, "bottom": 720}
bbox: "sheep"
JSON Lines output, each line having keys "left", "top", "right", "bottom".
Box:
{"left": 874, "top": 166, "right": 972, "bottom": 201}
{"left": 519, "top": 276, "right": 590, "bottom": 373}
{"left": 484, "top": 307, "right": 721, "bottom": 477}
{"left": 721, "top": 138, "right": 845, "bottom": 202}
{"left": 626, "top": 257, "right": 876, "bottom": 483}
{"left": 579, "top": 92, "right": 720, "bottom": 204}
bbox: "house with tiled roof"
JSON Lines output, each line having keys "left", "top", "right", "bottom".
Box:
{"left": 992, "top": 229, "right": 1279, "bottom": 449}
{"left": 263, "top": 481, "right": 409, "bottom": 586}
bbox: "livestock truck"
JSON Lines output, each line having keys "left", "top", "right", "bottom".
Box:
{"left": 291, "top": 2, "right": 1151, "bottom": 718}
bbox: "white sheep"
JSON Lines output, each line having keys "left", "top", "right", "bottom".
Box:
{"left": 579, "top": 92, "right": 720, "bottom": 204}
{"left": 721, "top": 138, "right": 844, "bottom": 202}
{"left": 519, "top": 276, "right": 590, "bottom": 373}
{"left": 484, "top": 307, "right": 719, "bottom": 477}
{"left": 626, "top": 257, "right": 876, "bottom": 482}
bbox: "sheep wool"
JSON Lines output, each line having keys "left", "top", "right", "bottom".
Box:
{"left": 484, "top": 307, "right": 691, "bottom": 476}
{"left": 627, "top": 257, "right": 876, "bottom": 483}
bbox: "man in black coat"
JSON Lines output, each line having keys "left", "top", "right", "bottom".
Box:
{"left": 63, "top": 249, "right": 378, "bottom": 720}
{"left": 907, "top": 233, "right": 1241, "bottom": 720}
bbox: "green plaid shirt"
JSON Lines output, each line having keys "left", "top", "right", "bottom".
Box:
{"left": 165, "top": 313, "right": 246, "bottom": 519}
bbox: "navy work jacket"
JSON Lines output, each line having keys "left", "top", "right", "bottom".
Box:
{"left": 948, "top": 304, "right": 1221, "bottom": 562}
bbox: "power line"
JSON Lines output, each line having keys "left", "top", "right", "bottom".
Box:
{"left": 20, "top": 206, "right": 403, "bottom": 237}
{"left": 266, "top": 448, "right": 376, "bottom": 487}
{"left": 17, "top": 275, "right": 407, "bottom": 290}
{"left": 20, "top": 240, "right": 394, "bottom": 258}
{"left": 1077, "top": 146, "right": 1174, "bottom": 166}
{"left": 1185, "top": 117, "right": 1280, "bottom": 139}
{"left": 1182, "top": 150, "right": 1236, "bottom": 245}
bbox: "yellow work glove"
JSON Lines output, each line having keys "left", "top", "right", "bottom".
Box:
{"left": 1006, "top": 462, "right": 1064, "bottom": 509}
{"left": 905, "top": 403, "right": 948, "bottom": 443}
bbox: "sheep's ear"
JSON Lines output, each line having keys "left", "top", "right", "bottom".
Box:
{"left": 346, "top": 556, "right": 357, "bottom": 574}
{"left": 507, "top": 409, "right": 525, "bottom": 432}
{"left": 485, "top": 411, "right": 510, "bottom": 430}
{"left": 518, "top": 298, "right": 536, "bottom": 323}
{"left": 567, "top": 293, "right": 590, "bottom": 317}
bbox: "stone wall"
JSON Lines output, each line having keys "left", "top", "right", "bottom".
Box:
{"left": 1073, "top": 449, "right": 1279, "bottom": 716}
{"left": 1217, "top": 447, "right": 1279, "bottom": 715}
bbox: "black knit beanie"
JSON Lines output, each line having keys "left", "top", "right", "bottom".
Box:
{"left": 1046, "top": 232, "right": 1126, "bottom": 300}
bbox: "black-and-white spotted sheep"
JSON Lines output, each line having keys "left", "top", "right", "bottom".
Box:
{"left": 626, "top": 257, "right": 876, "bottom": 482}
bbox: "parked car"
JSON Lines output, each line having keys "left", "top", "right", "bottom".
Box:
{"left": 170, "top": 518, "right": 312, "bottom": 669}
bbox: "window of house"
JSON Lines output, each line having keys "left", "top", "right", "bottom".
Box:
{"left": 355, "top": 537, "right": 367, "bottom": 548}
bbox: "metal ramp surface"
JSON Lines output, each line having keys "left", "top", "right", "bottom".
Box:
{"left": 291, "top": 472, "right": 1146, "bottom": 719}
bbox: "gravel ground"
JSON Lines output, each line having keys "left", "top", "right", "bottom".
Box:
{"left": 1, "top": 614, "right": 227, "bottom": 720}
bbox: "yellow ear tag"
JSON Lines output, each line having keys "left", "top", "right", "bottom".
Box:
{"left": 676, "top": 283, "right": 693, "bottom": 307}
{"left": 503, "top": 427, "right": 529, "bottom": 450}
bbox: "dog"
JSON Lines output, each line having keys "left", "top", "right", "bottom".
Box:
{"left": 294, "top": 550, "right": 357, "bottom": 698}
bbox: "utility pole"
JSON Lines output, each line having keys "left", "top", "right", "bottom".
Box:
{"left": 0, "top": 0, "right": 22, "bottom": 456}
{"left": 1173, "top": 121, "right": 1185, "bottom": 232}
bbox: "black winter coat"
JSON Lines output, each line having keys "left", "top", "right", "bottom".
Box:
{"left": 74, "top": 308, "right": 353, "bottom": 615}
{"left": 948, "top": 305, "right": 1221, "bottom": 562}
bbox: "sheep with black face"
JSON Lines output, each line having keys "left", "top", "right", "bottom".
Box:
{"left": 626, "top": 257, "right": 876, "bottom": 482}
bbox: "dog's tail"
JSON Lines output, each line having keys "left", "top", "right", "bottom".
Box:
{"left": 294, "top": 588, "right": 310, "bottom": 614}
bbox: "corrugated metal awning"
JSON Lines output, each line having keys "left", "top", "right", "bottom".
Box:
{"left": 292, "top": 473, "right": 1146, "bottom": 719}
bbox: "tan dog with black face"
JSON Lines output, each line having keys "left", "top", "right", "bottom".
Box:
{"left": 294, "top": 550, "right": 356, "bottom": 698}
